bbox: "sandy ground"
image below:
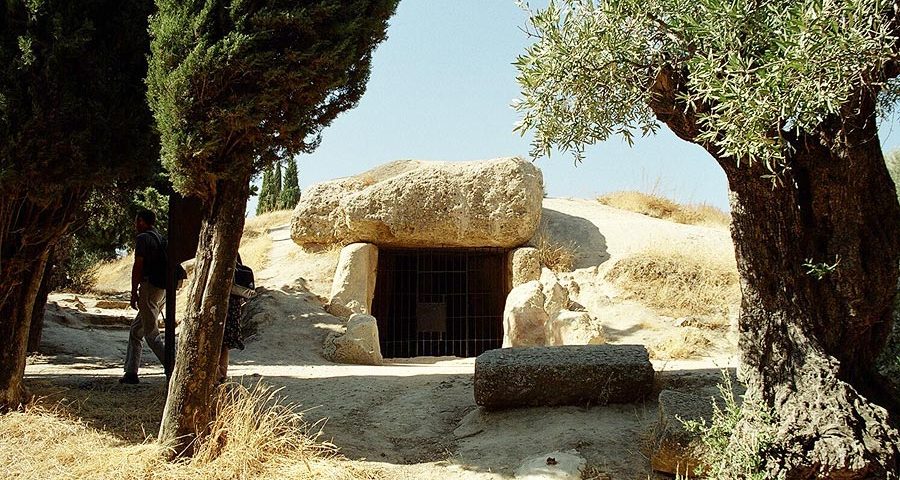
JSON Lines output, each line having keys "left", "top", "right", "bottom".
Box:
{"left": 26, "top": 198, "right": 739, "bottom": 479}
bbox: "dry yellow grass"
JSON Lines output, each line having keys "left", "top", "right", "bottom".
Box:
{"left": 606, "top": 244, "right": 739, "bottom": 321}
{"left": 648, "top": 327, "right": 715, "bottom": 360}
{"left": 239, "top": 209, "right": 294, "bottom": 271}
{"left": 1, "top": 381, "right": 379, "bottom": 480}
{"left": 92, "top": 254, "right": 134, "bottom": 294}
{"left": 598, "top": 191, "right": 730, "bottom": 227}
{"left": 535, "top": 234, "right": 576, "bottom": 273}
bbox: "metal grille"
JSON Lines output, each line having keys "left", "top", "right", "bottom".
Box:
{"left": 372, "top": 248, "right": 508, "bottom": 358}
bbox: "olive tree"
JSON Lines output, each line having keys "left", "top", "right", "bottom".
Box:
{"left": 515, "top": 0, "right": 900, "bottom": 477}
{"left": 147, "top": 0, "right": 398, "bottom": 455}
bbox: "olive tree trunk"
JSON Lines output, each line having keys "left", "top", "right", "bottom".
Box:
{"left": 158, "top": 173, "right": 250, "bottom": 456}
{"left": 720, "top": 125, "right": 900, "bottom": 478}
{"left": 650, "top": 74, "right": 899, "bottom": 477}
{"left": 0, "top": 193, "right": 80, "bottom": 411}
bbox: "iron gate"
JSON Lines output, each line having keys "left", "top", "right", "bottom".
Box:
{"left": 372, "top": 248, "right": 508, "bottom": 358}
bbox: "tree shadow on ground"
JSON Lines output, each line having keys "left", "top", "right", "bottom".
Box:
{"left": 27, "top": 375, "right": 167, "bottom": 443}
{"left": 23, "top": 363, "right": 735, "bottom": 479}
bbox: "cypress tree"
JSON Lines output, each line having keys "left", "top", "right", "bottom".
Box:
{"left": 271, "top": 161, "right": 282, "bottom": 211}
{"left": 280, "top": 160, "right": 301, "bottom": 209}
{"left": 0, "top": 0, "right": 157, "bottom": 410}
{"left": 256, "top": 166, "right": 274, "bottom": 215}
{"left": 148, "top": 0, "right": 398, "bottom": 455}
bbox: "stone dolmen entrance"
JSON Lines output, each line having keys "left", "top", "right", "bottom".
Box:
{"left": 372, "top": 248, "right": 508, "bottom": 358}
{"left": 290, "top": 157, "right": 545, "bottom": 363}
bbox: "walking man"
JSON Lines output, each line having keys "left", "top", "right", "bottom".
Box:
{"left": 120, "top": 210, "right": 167, "bottom": 384}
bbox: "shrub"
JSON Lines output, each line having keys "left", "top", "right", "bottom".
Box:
{"left": 535, "top": 234, "right": 576, "bottom": 273}
{"left": 681, "top": 374, "right": 782, "bottom": 480}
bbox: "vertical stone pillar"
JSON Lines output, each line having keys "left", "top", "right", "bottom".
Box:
{"left": 326, "top": 243, "right": 379, "bottom": 318}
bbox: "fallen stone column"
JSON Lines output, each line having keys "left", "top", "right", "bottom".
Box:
{"left": 474, "top": 345, "right": 654, "bottom": 409}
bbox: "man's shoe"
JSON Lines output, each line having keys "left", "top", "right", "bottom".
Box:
{"left": 118, "top": 373, "right": 140, "bottom": 384}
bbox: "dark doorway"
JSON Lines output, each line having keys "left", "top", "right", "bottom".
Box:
{"left": 372, "top": 248, "right": 508, "bottom": 358}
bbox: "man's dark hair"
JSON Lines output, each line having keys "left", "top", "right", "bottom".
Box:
{"left": 136, "top": 209, "right": 156, "bottom": 227}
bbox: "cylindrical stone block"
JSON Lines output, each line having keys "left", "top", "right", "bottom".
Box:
{"left": 474, "top": 345, "right": 654, "bottom": 409}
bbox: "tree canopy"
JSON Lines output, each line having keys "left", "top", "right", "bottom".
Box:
{"left": 515, "top": 1, "right": 900, "bottom": 477}
{"left": 514, "top": 0, "right": 899, "bottom": 173}
{"left": 1, "top": 0, "right": 158, "bottom": 198}
{"left": 147, "top": 0, "right": 399, "bottom": 198}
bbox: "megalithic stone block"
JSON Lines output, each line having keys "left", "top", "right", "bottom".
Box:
{"left": 474, "top": 345, "right": 654, "bottom": 409}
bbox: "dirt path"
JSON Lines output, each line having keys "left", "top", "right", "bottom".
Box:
{"left": 26, "top": 199, "right": 740, "bottom": 479}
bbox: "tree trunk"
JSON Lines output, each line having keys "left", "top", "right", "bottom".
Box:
{"left": 158, "top": 173, "right": 250, "bottom": 456}
{"left": 717, "top": 113, "right": 900, "bottom": 476}
{"left": 0, "top": 249, "right": 50, "bottom": 411}
{"left": 0, "top": 193, "right": 80, "bottom": 411}
{"left": 27, "top": 256, "right": 55, "bottom": 353}
{"left": 648, "top": 72, "right": 900, "bottom": 477}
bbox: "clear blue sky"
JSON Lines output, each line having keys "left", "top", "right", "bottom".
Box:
{"left": 249, "top": 0, "right": 900, "bottom": 214}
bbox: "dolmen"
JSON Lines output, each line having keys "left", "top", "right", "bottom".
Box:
{"left": 474, "top": 344, "right": 654, "bottom": 409}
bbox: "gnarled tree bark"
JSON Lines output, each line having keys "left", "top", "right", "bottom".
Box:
{"left": 651, "top": 70, "right": 900, "bottom": 478}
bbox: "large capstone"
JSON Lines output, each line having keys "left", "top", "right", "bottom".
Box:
{"left": 474, "top": 345, "right": 654, "bottom": 409}
{"left": 290, "top": 157, "right": 543, "bottom": 248}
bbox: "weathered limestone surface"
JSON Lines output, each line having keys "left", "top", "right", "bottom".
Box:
{"left": 651, "top": 390, "right": 721, "bottom": 475}
{"left": 474, "top": 345, "right": 654, "bottom": 409}
{"left": 503, "top": 269, "right": 604, "bottom": 347}
{"left": 548, "top": 310, "right": 605, "bottom": 346}
{"left": 327, "top": 243, "right": 378, "bottom": 318}
{"left": 502, "top": 281, "right": 549, "bottom": 347}
{"left": 509, "top": 247, "right": 541, "bottom": 288}
{"left": 323, "top": 314, "right": 383, "bottom": 365}
{"left": 541, "top": 269, "right": 568, "bottom": 320}
{"left": 515, "top": 450, "right": 587, "bottom": 480}
{"left": 291, "top": 157, "right": 543, "bottom": 248}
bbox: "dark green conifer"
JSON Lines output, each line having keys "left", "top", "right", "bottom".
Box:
{"left": 1, "top": 0, "right": 157, "bottom": 411}
{"left": 280, "top": 160, "right": 301, "bottom": 210}
{"left": 256, "top": 166, "right": 274, "bottom": 214}
{"left": 148, "top": 0, "right": 399, "bottom": 454}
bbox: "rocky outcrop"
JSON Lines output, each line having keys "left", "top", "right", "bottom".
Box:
{"left": 502, "top": 281, "right": 549, "bottom": 347}
{"left": 503, "top": 269, "right": 604, "bottom": 347}
{"left": 548, "top": 310, "right": 605, "bottom": 346}
{"left": 508, "top": 247, "right": 541, "bottom": 288}
{"left": 323, "top": 314, "right": 383, "bottom": 365}
{"left": 290, "top": 157, "right": 543, "bottom": 248}
{"left": 327, "top": 243, "right": 378, "bottom": 318}
{"left": 474, "top": 345, "right": 654, "bottom": 409}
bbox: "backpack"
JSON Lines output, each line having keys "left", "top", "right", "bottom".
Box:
{"left": 232, "top": 263, "right": 255, "bottom": 299}
{"left": 143, "top": 230, "right": 168, "bottom": 289}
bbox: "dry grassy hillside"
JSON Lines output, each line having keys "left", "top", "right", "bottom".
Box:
{"left": 597, "top": 190, "right": 730, "bottom": 227}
